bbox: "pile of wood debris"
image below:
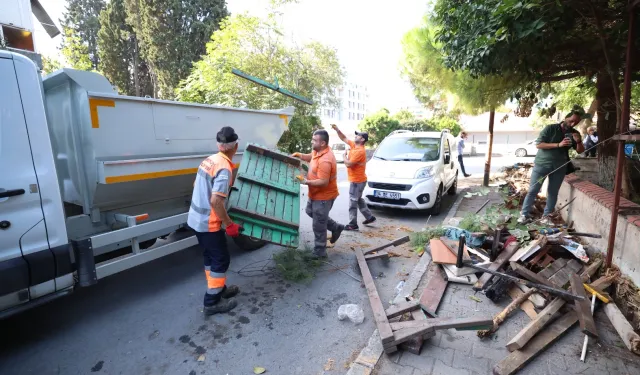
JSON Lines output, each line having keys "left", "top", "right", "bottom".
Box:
{"left": 500, "top": 163, "right": 549, "bottom": 219}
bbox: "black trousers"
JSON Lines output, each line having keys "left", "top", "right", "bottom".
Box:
{"left": 457, "top": 155, "right": 468, "bottom": 175}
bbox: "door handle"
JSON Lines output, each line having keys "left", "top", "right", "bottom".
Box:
{"left": 0, "top": 189, "right": 25, "bottom": 199}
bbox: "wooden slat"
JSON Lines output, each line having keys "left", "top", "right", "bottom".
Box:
{"left": 228, "top": 212, "right": 298, "bottom": 235}
{"left": 262, "top": 160, "right": 280, "bottom": 243}
{"left": 581, "top": 260, "right": 603, "bottom": 282}
{"left": 539, "top": 258, "right": 568, "bottom": 279}
{"left": 590, "top": 275, "right": 615, "bottom": 290}
{"left": 355, "top": 249, "right": 394, "bottom": 344}
{"left": 507, "top": 287, "right": 538, "bottom": 320}
{"left": 237, "top": 173, "right": 298, "bottom": 194}
{"left": 282, "top": 164, "right": 295, "bottom": 247}
{"left": 493, "top": 312, "right": 578, "bottom": 375}
{"left": 569, "top": 273, "right": 598, "bottom": 338}
{"left": 439, "top": 238, "right": 471, "bottom": 261}
{"left": 510, "top": 262, "right": 557, "bottom": 288}
{"left": 419, "top": 264, "right": 448, "bottom": 317}
{"left": 247, "top": 143, "right": 301, "bottom": 166}
{"left": 363, "top": 236, "right": 410, "bottom": 255}
{"left": 506, "top": 297, "right": 565, "bottom": 351}
{"left": 385, "top": 301, "right": 419, "bottom": 319}
{"left": 430, "top": 239, "right": 459, "bottom": 265}
{"left": 385, "top": 317, "right": 493, "bottom": 348}
{"left": 473, "top": 241, "right": 520, "bottom": 291}
{"left": 548, "top": 268, "right": 571, "bottom": 288}
{"left": 365, "top": 251, "right": 389, "bottom": 260}
{"left": 400, "top": 309, "right": 427, "bottom": 354}
{"left": 228, "top": 207, "right": 298, "bottom": 229}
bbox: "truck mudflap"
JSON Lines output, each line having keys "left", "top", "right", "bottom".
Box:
{"left": 227, "top": 144, "right": 301, "bottom": 248}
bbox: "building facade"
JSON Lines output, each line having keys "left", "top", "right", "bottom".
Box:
{"left": 320, "top": 79, "right": 370, "bottom": 124}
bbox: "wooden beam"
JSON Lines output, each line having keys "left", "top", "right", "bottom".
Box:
{"left": 570, "top": 273, "right": 599, "bottom": 339}
{"left": 473, "top": 241, "right": 520, "bottom": 291}
{"left": 604, "top": 303, "right": 640, "bottom": 355}
{"left": 364, "top": 251, "right": 389, "bottom": 261}
{"left": 385, "top": 301, "right": 419, "bottom": 319}
{"left": 419, "top": 265, "right": 448, "bottom": 317}
{"left": 493, "top": 312, "right": 578, "bottom": 375}
{"left": 385, "top": 317, "right": 493, "bottom": 348}
{"left": 354, "top": 249, "right": 394, "bottom": 344}
{"left": 363, "top": 236, "right": 410, "bottom": 255}
{"left": 506, "top": 297, "right": 566, "bottom": 351}
{"left": 510, "top": 262, "right": 557, "bottom": 288}
{"left": 228, "top": 206, "right": 299, "bottom": 230}
{"left": 247, "top": 143, "right": 302, "bottom": 166}
{"left": 507, "top": 287, "right": 538, "bottom": 320}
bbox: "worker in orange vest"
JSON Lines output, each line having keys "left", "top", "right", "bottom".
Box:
{"left": 292, "top": 129, "right": 345, "bottom": 258}
{"left": 331, "top": 124, "right": 376, "bottom": 230}
{"left": 188, "top": 127, "right": 243, "bottom": 315}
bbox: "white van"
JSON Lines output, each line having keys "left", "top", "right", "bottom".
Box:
{"left": 331, "top": 142, "right": 349, "bottom": 163}
{"left": 363, "top": 130, "right": 459, "bottom": 214}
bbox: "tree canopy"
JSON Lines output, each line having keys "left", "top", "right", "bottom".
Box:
{"left": 60, "top": 0, "right": 105, "bottom": 71}
{"left": 175, "top": 13, "right": 344, "bottom": 153}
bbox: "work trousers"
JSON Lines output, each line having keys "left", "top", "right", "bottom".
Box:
{"left": 349, "top": 182, "right": 373, "bottom": 225}
{"left": 305, "top": 199, "right": 339, "bottom": 257}
{"left": 457, "top": 155, "right": 468, "bottom": 175}
{"left": 521, "top": 164, "right": 567, "bottom": 217}
{"left": 195, "top": 230, "right": 230, "bottom": 296}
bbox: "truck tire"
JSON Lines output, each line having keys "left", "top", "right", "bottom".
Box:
{"left": 232, "top": 235, "right": 267, "bottom": 251}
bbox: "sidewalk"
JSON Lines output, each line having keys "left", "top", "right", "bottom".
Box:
{"left": 367, "top": 182, "right": 640, "bottom": 375}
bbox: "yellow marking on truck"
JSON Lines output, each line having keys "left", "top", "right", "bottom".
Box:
{"left": 89, "top": 98, "right": 116, "bottom": 128}
{"left": 105, "top": 168, "right": 198, "bottom": 184}
{"left": 279, "top": 114, "right": 289, "bottom": 127}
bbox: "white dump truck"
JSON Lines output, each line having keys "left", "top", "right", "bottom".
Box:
{"left": 0, "top": 51, "right": 294, "bottom": 318}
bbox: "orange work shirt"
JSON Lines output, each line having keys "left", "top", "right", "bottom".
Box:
{"left": 308, "top": 147, "right": 339, "bottom": 201}
{"left": 346, "top": 140, "right": 367, "bottom": 183}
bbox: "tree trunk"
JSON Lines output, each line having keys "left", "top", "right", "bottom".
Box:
{"left": 579, "top": 99, "right": 598, "bottom": 135}
{"left": 133, "top": 36, "right": 141, "bottom": 97}
{"left": 596, "top": 72, "right": 619, "bottom": 191}
{"left": 483, "top": 109, "right": 495, "bottom": 187}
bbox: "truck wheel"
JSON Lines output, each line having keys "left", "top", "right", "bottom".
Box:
{"left": 232, "top": 235, "right": 267, "bottom": 251}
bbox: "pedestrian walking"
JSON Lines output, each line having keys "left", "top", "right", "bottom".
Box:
{"left": 583, "top": 126, "right": 598, "bottom": 157}
{"left": 188, "top": 126, "right": 243, "bottom": 315}
{"left": 292, "top": 130, "right": 344, "bottom": 258}
{"left": 331, "top": 124, "right": 376, "bottom": 231}
{"left": 518, "top": 107, "right": 588, "bottom": 225}
{"left": 457, "top": 131, "right": 472, "bottom": 177}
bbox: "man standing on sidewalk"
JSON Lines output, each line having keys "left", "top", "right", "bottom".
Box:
{"left": 457, "top": 131, "right": 472, "bottom": 178}
{"left": 331, "top": 124, "right": 376, "bottom": 231}
{"left": 188, "top": 126, "right": 243, "bottom": 315}
{"left": 518, "top": 107, "right": 587, "bottom": 225}
{"left": 292, "top": 129, "right": 345, "bottom": 258}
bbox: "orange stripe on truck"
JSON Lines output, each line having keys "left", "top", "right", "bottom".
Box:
{"left": 89, "top": 98, "right": 116, "bottom": 128}
{"left": 105, "top": 168, "right": 198, "bottom": 184}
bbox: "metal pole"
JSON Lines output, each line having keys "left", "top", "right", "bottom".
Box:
{"left": 606, "top": 9, "right": 636, "bottom": 268}
{"left": 483, "top": 109, "right": 495, "bottom": 186}
{"left": 456, "top": 234, "right": 466, "bottom": 268}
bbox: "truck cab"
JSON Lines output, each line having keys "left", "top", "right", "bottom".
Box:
{"left": 0, "top": 51, "right": 73, "bottom": 317}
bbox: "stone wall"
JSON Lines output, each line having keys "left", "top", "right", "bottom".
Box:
{"left": 558, "top": 175, "right": 640, "bottom": 284}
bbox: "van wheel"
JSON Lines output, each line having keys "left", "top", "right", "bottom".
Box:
{"left": 447, "top": 173, "right": 458, "bottom": 195}
{"left": 515, "top": 148, "right": 527, "bottom": 157}
{"left": 430, "top": 186, "right": 443, "bottom": 215}
{"left": 232, "top": 234, "right": 267, "bottom": 251}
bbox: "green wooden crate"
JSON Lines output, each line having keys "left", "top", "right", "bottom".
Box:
{"left": 227, "top": 143, "right": 301, "bottom": 248}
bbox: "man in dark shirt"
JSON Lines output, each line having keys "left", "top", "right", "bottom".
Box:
{"left": 518, "top": 108, "right": 587, "bottom": 224}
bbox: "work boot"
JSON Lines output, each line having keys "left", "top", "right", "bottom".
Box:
{"left": 203, "top": 292, "right": 237, "bottom": 315}
{"left": 344, "top": 224, "right": 359, "bottom": 231}
{"left": 220, "top": 285, "right": 240, "bottom": 299}
{"left": 330, "top": 224, "right": 345, "bottom": 244}
{"left": 362, "top": 216, "right": 377, "bottom": 225}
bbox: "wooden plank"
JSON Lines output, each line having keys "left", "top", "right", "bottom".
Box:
{"left": 566, "top": 259, "right": 583, "bottom": 274}
{"left": 247, "top": 143, "right": 301, "bottom": 167}
{"left": 439, "top": 238, "right": 471, "bottom": 261}
{"left": 385, "top": 300, "right": 419, "bottom": 319}
{"left": 228, "top": 212, "right": 298, "bottom": 235}
{"left": 493, "top": 312, "right": 578, "bottom": 375}
{"left": 237, "top": 173, "right": 298, "bottom": 195}
{"left": 509, "top": 238, "right": 544, "bottom": 262}
{"left": 430, "top": 239, "right": 459, "bottom": 265}
{"left": 580, "top": 260, "right": 603, "bottom": 282}
{"left": 603, "top": 303, "right": 640, "bottom": 355}
{"left": 386, "top": 317, "right": 493, "bottom": 348}
{"left": 473, "top": 241, "right": 520, "bottom": 291}
{"left": 589, "top": 275, "right": 615, "bottom": 290}
{"left": 506, "top": 297, "right": 566, "bottom": 351}
{"left": 419, "top": 264, "right": 448, "bottom": 317}
{"left": 400, "top": 309, "right": 427, "bottom": 354}
{"left": 507, "top": 287, "right": 538, "bottom": 320}
{"left": 272, "top": 160, "right": 287, "bottom": 244}
{"left": 539, "top": 258, "right": 568, "bottom": 279}
{"left": 527, "top": 246, "right": 550, "bottom": 266}
{"left": 510, "top": 262, "right": 557, "bottom": 288}
{"left": 281, "top": 164, "right": 295, "bottom": 247}
{"left": 365, "top": 251, "right": 389, "bottom": 261}
{"left": 228, "top": 207, "right": 298, "bottom": 229}
{"left": 363, "top": 236, "right": 410, "bottom": 255}
{"left": 548, "top": 268, "right": 571, "bottom": 288}
{"left": 514, "top": 283, "right": 547, "bottom": 309}
{"left": 354, "top": 249, "right": 394, "bottom": 344}
{"left": 540, "top": 254, "right": 554, "bottom": 267}
{"left": 570, "top": 273, "right": 598, "bottom": 339}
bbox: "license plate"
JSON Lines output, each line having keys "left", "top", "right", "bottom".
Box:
{"left": 374, "top": 190, "right": 401, "bottom": 200}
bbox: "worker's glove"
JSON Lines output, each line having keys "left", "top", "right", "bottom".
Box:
{"left": 225, "top": 222, "right": 242, "bottom": 237}
{"left": 292, "top": 152, "right": 301, "bottom": 158}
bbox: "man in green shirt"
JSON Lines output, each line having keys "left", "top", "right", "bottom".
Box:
{"left": 518, "top": 107, "right": 588, "bottom": 224}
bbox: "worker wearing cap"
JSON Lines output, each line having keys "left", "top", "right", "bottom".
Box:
{"left": 331, "top": 124, "right": 376, "bottom": 231}
{"left": 292, "top": 129, "right": 344, "bottom": 258}
{"left": 188, "top": 126, "right": 243, "bottom": 315}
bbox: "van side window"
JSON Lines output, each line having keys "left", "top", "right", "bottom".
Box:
{"left": 444, "top": 139, "right": 451, "bottom": 160}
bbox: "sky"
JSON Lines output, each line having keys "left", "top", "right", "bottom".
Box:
{"left": 32, "top": 0, "right": 427, "bottom": 110}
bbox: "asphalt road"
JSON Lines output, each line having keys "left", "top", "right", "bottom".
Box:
{"left": 0, "top": 164, "right": 467, "bottom": 375}
{"left": 458, "top": 154, "right": 523, "bottom": 176}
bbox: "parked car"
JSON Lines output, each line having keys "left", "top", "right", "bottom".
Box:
{"left": 363, "top": 130, "right": 459, "bottom": 214}
{"left": 332, "top": 143, "right": 349, "bottom": 163}
{"left": 512, "top": 140, "right": 538, "bottom": 157}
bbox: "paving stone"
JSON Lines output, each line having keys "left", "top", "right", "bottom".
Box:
{"left": 454, "top": 349, "right": 490, "bottom": 374}
{"left": 546, "top": 353, "right": 568, "bottom": 371}
{"left": 565, "top": 361, "right": 608, "bottom": 375}
{"left": 374, "top": 360, "right": 416, "bottom": 375}
{"left": 514, "top": 359, "right": 550, "bottom": 375}
{"left": 472, "top": 343, "right": 510, "bottom": 362}
{"left": 439, "top": 330, "right": 474, "bottom": 355}
{"left": 602, "top": 355, "right": 629, "bottom": 373}
{"left": 432, "top": 359, "right": 470, "bottom": 375}
{"left": 346, "top": 363, "right": 374, "bottom": 375}
{"left": 400, "top": 346, "right": 445, "bottom": 369}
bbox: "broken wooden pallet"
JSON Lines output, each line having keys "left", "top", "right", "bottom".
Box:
{"left": 473, "top": 240, "right": 520, "bottom": 291}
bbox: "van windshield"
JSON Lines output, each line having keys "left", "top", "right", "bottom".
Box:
{"left": 374, "top": 137, "right": 441, "bottom": 161}
{"left": 332, "top": 144, "right": 346, "bottom": 151}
